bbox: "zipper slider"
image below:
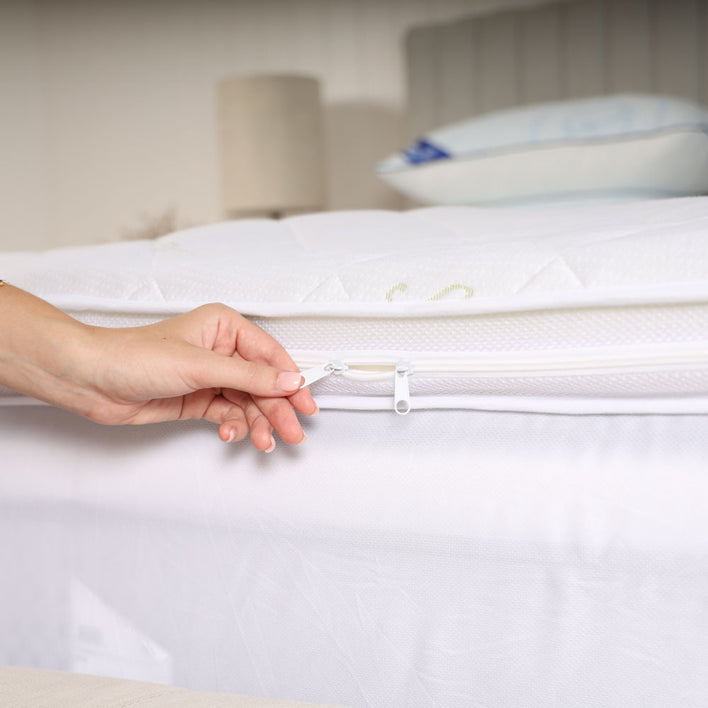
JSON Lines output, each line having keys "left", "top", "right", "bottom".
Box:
{"left": 394, "top": 361, "right": 412, "bottom": 415}
{"left": 299, "top": 360, "right": 348, "bottom": 389}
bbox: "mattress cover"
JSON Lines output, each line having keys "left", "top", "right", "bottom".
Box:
{"left": 3, "top": 197, "right": 708, "bottom": 414}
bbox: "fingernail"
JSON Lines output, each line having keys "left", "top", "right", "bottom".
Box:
{"left": 226, "top": 429, "right": 236, "bottom": 443}
{"left": 278, "top": 371, "right": 304, "bottom": 392}
{"left": 310, "top": 404, "right": 320, "bottom": 416}
{"left": 297, "top": 432, "right": 307, "bottom": 446}
{"left": 265, "top": 435, "right": 276, "bottom": 453}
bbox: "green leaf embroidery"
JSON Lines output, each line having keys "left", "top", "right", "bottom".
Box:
{"left": 385, "top": 282, "right": 473, "bottom": 302}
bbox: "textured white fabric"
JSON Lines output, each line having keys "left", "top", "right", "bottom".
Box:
{"left": 2, "top": 198, "right": 708, "bottom": 413}
{"left": 4, "top": 197, "right": 708, "bottom": 314}
{"left": 2, "top": 406, "right": 708, "bottom": 707}
{"left": 3, "top": 200, "right": 708, "bottom": 707}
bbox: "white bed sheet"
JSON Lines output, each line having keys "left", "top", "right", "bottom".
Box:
{"left": 2, "top": 404, "right": 708, "bottom": 707}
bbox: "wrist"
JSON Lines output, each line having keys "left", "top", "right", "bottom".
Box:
{"left": 0, "top": 284, "right": 99, "bottom": 414}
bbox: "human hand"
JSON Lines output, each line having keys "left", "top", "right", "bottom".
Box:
{"left": 0, "top": 285, "right": 316, "bottom": 451}
{"left": 83, "top": 304, "right": 317, "bottom": 450}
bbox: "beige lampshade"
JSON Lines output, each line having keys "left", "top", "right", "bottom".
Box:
{"left": 218, "top": 74, "right": 326, "bottom": 217}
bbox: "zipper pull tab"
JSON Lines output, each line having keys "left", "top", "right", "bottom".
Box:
{"left": 394, "top": 361, "right": 412, "bottom": 415}
{"left": 299, "top": 360, "right": 348, "bottom": 389}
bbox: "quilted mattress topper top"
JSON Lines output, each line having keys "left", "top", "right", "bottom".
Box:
{"left": 4, "top": 196, "right": 708, "bottom": 318}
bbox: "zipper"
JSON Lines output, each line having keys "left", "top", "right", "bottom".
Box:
{"left": 297, "top": 343, "right": 708, "bottom": 415}
{"left": 394, "top": 361, "right": 412, "bottom": 415}
{"left": 299, "top": 357, "right": 413, "bottom": 416}
{"left": 300, "top": 360, "right": 349, "bottom": 388}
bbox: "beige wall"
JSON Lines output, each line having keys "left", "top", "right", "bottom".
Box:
{"left": 0, "top": 0, "right": 550, "bottom": 251}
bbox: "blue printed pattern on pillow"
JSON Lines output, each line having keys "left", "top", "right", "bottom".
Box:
{"left": 403, "top": 139, "right": 451, "bottom": 165}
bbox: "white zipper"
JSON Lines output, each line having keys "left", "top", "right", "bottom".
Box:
{"left": 393, "top": 361, "right": 413, "bottom": 415}
{"left": 299, "top": 357, "right": 414, "bottom": 416}
{"left": 297, "top": 343, "right": 708, "bottom": 416}
{"left": 300, "top": 360, "right": 349, "bottom": 388}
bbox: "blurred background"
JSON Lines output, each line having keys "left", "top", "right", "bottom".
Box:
{"left": 0, "top": 0, "right": 552, "bottom": 251}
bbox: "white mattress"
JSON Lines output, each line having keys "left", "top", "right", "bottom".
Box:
{"left": 3, "top": 197, "right": 708, "bottom": 415}
{"left": 2, "top": 198, "right": 708, "bottom": 707}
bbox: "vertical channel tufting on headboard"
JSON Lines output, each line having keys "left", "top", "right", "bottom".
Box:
{"left": 406, "top": 0, "right": 708, "bottom": 139}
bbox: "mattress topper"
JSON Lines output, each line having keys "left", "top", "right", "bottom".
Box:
{"left": 3, "top": 197, "right": 708, "bottom": 414}
{"left": 4, "top": 196, "right": 708, "bottom": 315}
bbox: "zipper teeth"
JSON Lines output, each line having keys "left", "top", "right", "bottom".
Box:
{"left": 295, "top": 347, "right": 708, "bottom": 417}
{"left": 295, "top": 345, "right": 708, "bottom": 380}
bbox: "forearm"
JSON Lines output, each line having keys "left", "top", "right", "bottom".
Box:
{"left": 0, "top": 281, "right": 97, "bottom": 413}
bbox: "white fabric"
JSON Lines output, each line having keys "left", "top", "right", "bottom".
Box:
{"left": 2, "top": 406, "right": 708, "bottom": 707}
{"left": 3, "top": 198, "right": 708, "bottom": 414}
{"left": 376, "top": 94, "right": 708, "bottom": 205}
{"left": 3, "top": 199, "right": 708, "bottom": 707}
{"left": 4, "top": 197, "right": 708, "bottom": 315}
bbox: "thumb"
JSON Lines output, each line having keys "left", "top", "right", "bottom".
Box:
{"left": 187, "top": 348, "right": 304, "bottom": 397}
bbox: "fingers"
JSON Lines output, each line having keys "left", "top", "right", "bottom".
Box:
{"left": 222, "top": 388, "right": 306, "bottom": 448}
{"left": 216, "top": 407, "right": 250, "bottom": 443}
{"left": 220, "top": 312, "right": 319, "bottom": 415}
{"left": 183, "top": 346, "right": 305, "bottom": 398}
{"left": 229, "top": 313, "right": 300, "bottom": 368}
{"left": 242, "top": 400, "right": 278, "bottom": 451}
{"left": 160, "top": 305, "right": 319, "bottom": 413}
{"left": 251, "top": 395, "right": 307, "bottom": 446}
{"left": 143, "top": 306, "right": 319, "bottom": 449}
{"left": 287, "top": 387, "right": 319, "bottom": 417}
{"left": 220, "top": 406, "right": 274, "bottom": 451}
{"left": 196, "top": 389, "right": 305, "bottom": 452}
{"left": 185, "top": 343, "right": 318, "bottom": 416}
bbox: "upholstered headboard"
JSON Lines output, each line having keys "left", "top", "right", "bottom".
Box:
{"left": 406, "top": 0, "right": 708, "bottom": 138}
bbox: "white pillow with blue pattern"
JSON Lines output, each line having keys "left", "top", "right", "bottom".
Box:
{"left": 377, "top": 94, "right": 708, "bottom": 206}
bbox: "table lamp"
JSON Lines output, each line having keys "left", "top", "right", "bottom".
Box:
{"left": 218, "top": 74, "right": 326, "bottom": 218}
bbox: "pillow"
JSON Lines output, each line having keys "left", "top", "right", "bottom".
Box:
{"left": 376, "top": 94, "right": 708, "bottom": 206}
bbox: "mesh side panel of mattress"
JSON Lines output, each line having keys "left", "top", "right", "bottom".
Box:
{"left": 64, "top": 302, "right": 708, "bottom": 353}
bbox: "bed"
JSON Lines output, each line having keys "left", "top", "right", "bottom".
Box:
{"left": 3, "top": 1, "right": 708, "bottom": 707}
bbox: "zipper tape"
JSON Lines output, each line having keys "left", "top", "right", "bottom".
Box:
{"left": 297, "top": 345, "right": 708, "bottom": 416}
{"left": 301, "top": 393, "right": 708, "bottom": 416}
